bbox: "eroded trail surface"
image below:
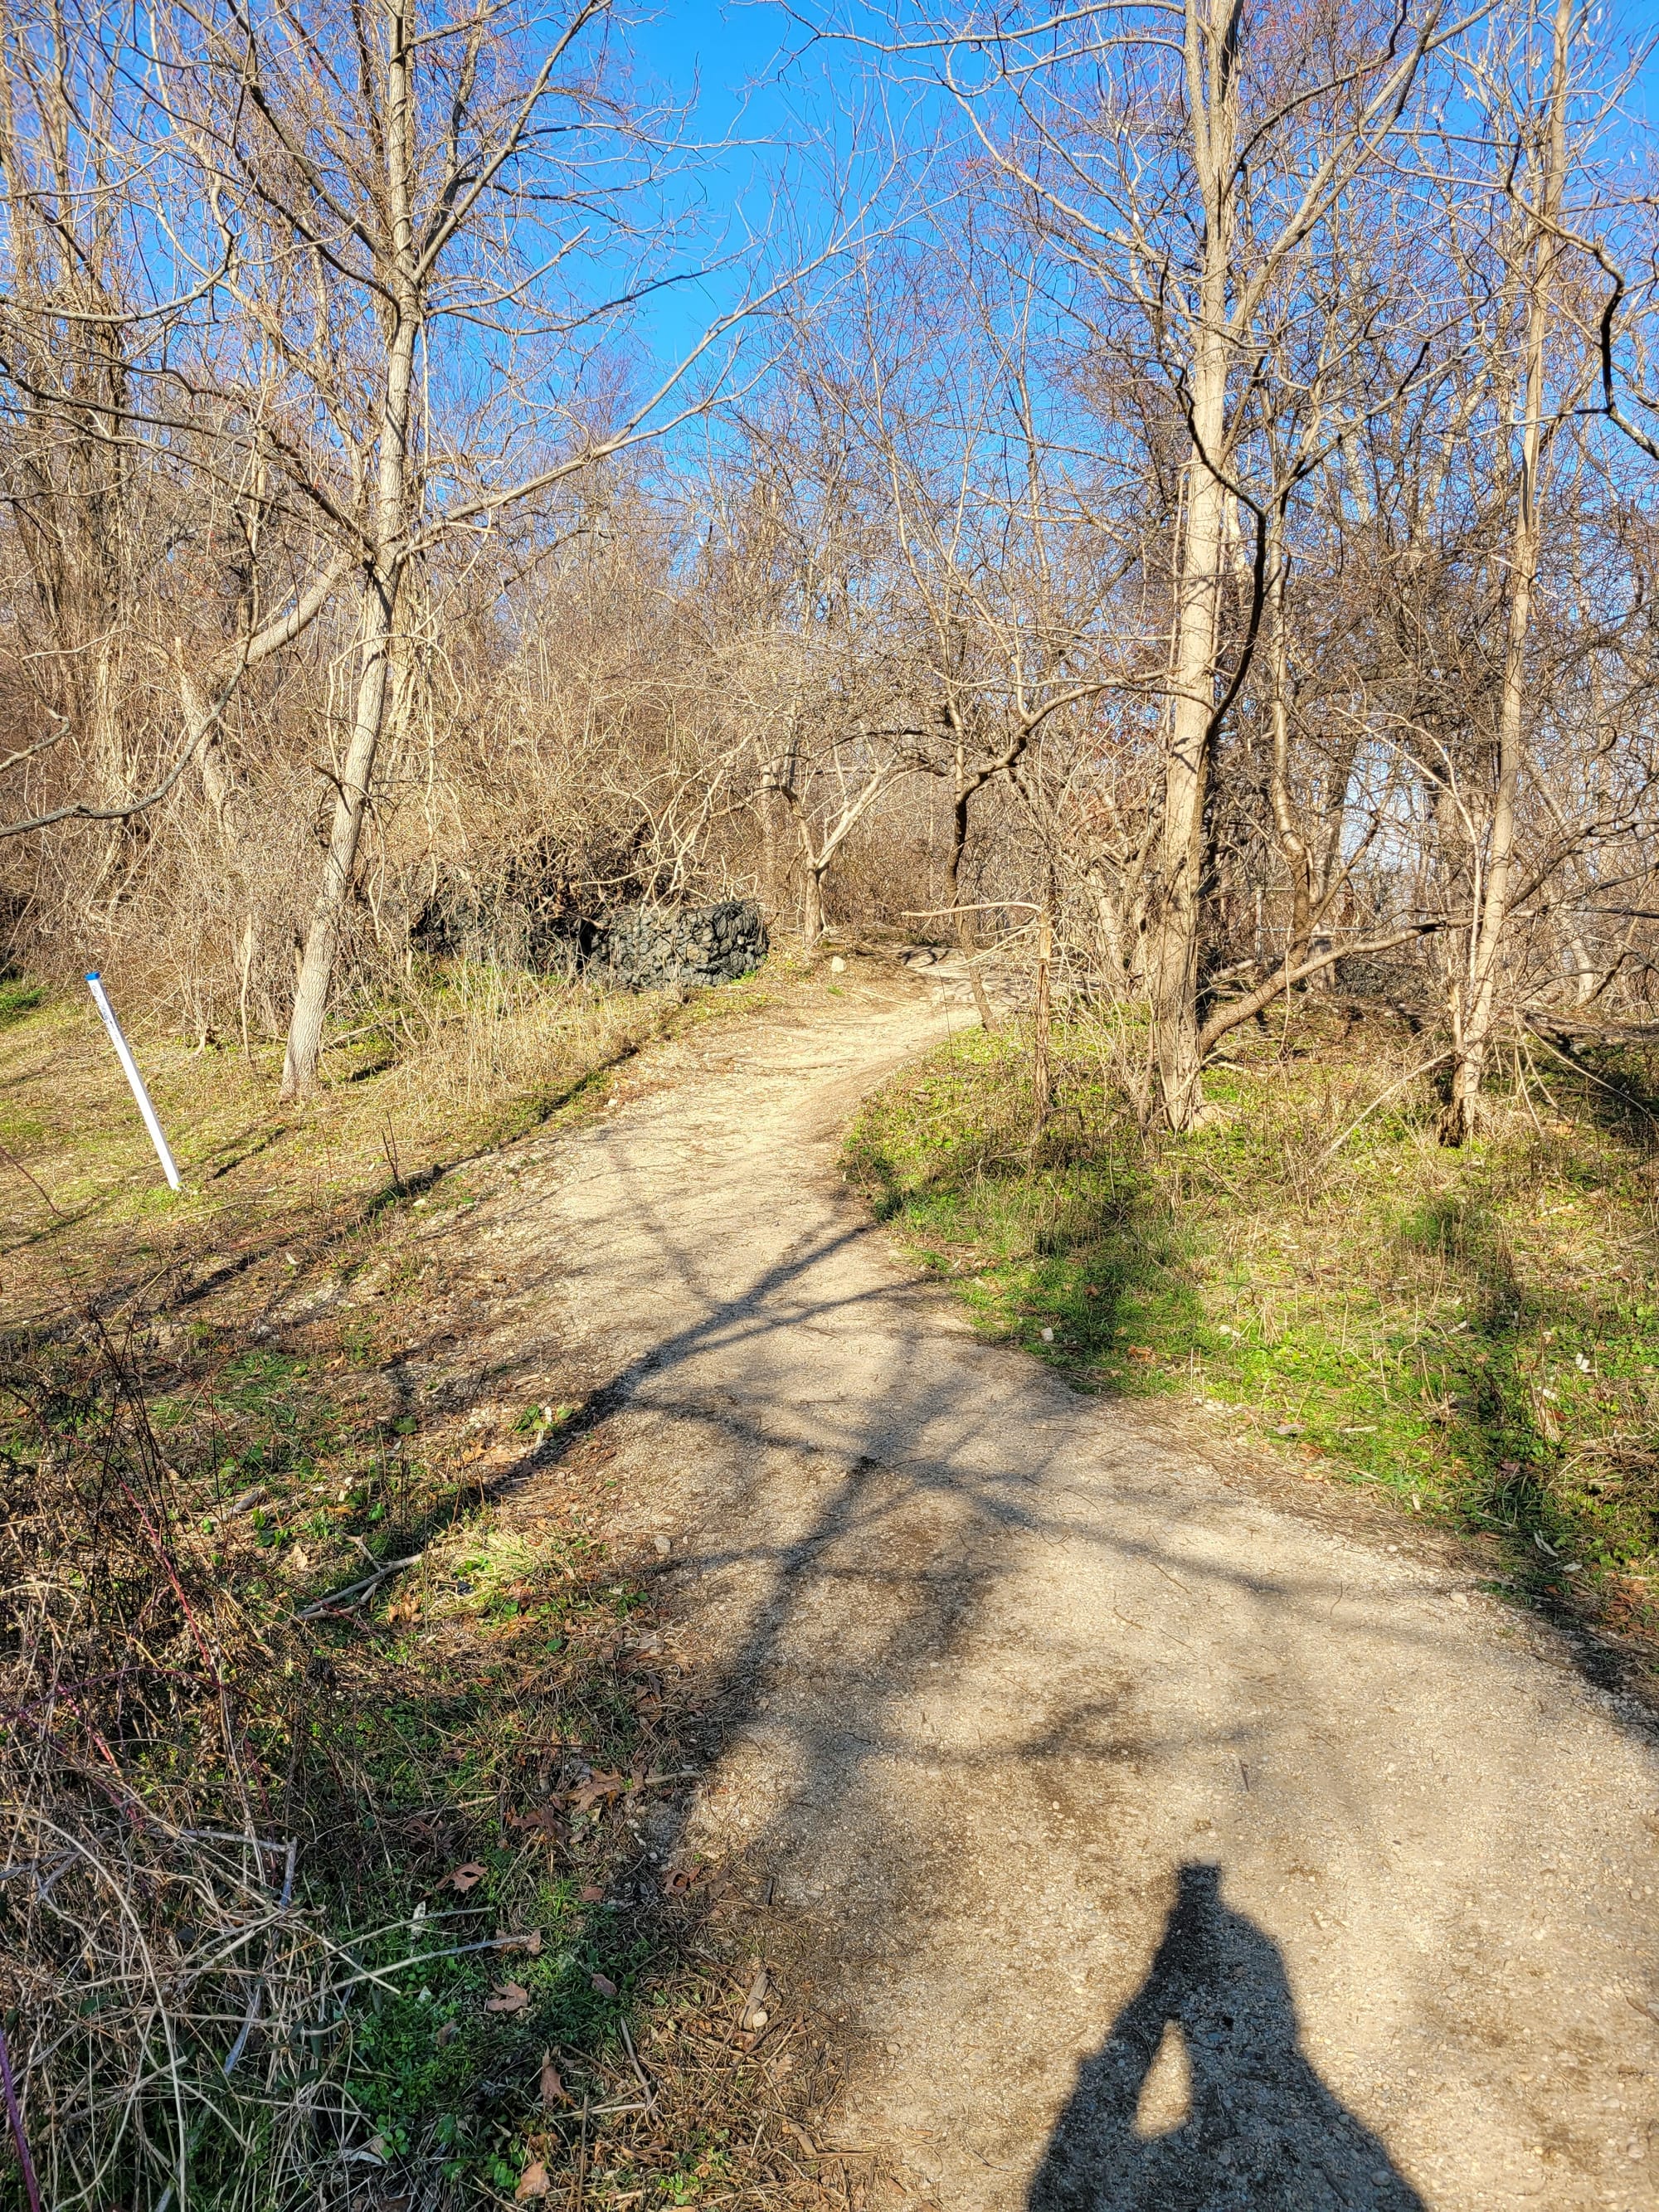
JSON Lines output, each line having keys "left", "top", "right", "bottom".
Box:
{"left": 525, "top": 968, "right": 1658, "bottom": 2209}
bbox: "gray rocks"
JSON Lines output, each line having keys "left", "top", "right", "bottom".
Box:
{"left": 410, "top": 848, "right": 768, "bottom": 991}
{"left": 597, "top": 900, "right": 768, "bottom": 990}
{"left": 409, "top": 841, "right": 601, "bottom": 974}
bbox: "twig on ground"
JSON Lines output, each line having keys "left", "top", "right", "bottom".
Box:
{"left": 0, "top": 2026, "right": 41, "bottom": 2212}
{"left": 619, "top": 2015, "right": 656, "bottom": 2114}
{"left": 293, "top": 1553, "right": 423, "bottom": 1619}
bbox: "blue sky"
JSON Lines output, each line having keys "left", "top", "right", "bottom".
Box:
{"left": 615, "top": 0, "right": 834, "bottom": 362}
{"left": 610, "top": 0, "right": 1659, "bottom": 380}
{"left": 615, "top": 0, "right": 1659, "bottom": 332}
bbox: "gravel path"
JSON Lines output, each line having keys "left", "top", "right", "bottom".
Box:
{"left": 525, "top": 962, "right": 1659, "bottom": 2210}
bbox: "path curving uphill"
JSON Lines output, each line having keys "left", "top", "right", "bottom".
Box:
{"left": 529, "top": 961, "right": 1659, "bottom": 2210}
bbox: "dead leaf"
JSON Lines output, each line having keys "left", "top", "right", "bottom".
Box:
{"left": 590, "top": 1971, "right": 617, "bottom": 2000}
{"left": 485, "top": 1981, "right": 530, "bottom": 2014}
{"left": 567, "top": 1768, "right": 627, "bottom": 1814}
{"left": 495, "top": 1928, "right": 542, "bottom": 1955}
{"left": 514, "top": 2161, "right": 552, "bottom": 2201}
{"left": 445, "top": 1861, "right": 487, "bottom": 1893}
{"left": 509, "top": 1803, "right": 566, "bottom": 1837}
{"left": 538, "top": 2049, "right": 564, "bottom": 2106}
{"left": 579, "top": 1884, "right": 606, "bottom": 1903}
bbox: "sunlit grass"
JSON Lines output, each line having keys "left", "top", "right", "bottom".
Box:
{"left": 0, "top": 954, "right": 792, "bottom": 1325}
{"left": 0, "top": 949, "right": 804, "bottom": 2205}
{"left": 847, "top": 1004, "right": 1659, "bottom": 1641}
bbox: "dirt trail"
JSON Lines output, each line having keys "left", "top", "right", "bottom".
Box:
{"left": 511, "top": 963, "right": 1659, "bottom": 2209}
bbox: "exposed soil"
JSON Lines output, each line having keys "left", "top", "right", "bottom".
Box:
{"left": 428, "top": 957, "right": 1659, "bottom": 2210}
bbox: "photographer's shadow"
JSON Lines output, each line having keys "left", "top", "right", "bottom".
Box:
{"left": 1029, "top": 1864, "right": 1426, "bottom": 2210}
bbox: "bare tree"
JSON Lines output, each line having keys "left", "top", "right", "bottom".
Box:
{"left": 852, "top": 0, "right": 1493, "bottom": 1121}
{"left": 150, "top": 0, "right": 760, "bottom": 1091}
{"left": 1438, "top": 0, "right": 1578, "bottom": 1140}
{"left": 0, "top": 0, "right": 838, "bottom": 1087}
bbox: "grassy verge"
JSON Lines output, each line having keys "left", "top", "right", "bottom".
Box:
{"left": 1, "top": 955, "right": 788, "bottom": 1320}
{"left": 844, "top": 999, "right": 1659, "bottom": 1661}
{"left": 0, "top": 956, "right": 835, "bottom": 2209}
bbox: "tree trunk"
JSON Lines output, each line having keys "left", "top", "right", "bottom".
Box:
{"left": 1147, "top": 0, "right": 1237, "bottom": 1131}
{"left": 278, "top": 0, "right": 419, "bottom": 1100}
{"left": 1440, "top": 0, "right": 1572, "bottom": 1145}
{"left": 1149, "top": 334, "right": 1230, "bottom": 1130}
{"left": 801, "top": 863, "right": 825, "bottom": 945}
{"left": 1033, "top": 900, "right": 1053, "bottom": 1129}
{"left": 946, "top": 779, "right": 996, "bottom": 1029}
{"left": 280, "top": 565, "right": 400, "bottom": 1097}
{"left": 1265, "top": 542, "right": 1316, "bottom": 976}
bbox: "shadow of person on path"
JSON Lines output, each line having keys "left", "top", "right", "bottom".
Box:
{"left": 1029, "top": 1864, "right": 1426, "bottom": 2211}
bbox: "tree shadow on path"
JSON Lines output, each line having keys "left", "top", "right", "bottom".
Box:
{"left": 1029, "top": 1864, "right": 1425, "bottom": 2212}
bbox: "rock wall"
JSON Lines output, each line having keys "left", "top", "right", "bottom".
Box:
{"left": 409, "top": 839, "right": 603, "bottom": 975}
{"left": 597, "top": 900, "right": 768, "bottom": 990}
{"left": 412, "top": 868, "right": 769, "bottom": 991}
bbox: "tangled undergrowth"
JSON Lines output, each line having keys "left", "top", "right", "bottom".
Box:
{"left": 0, "top": 959, "right": 849, "bottom": 2210}
{"left": 846, "top": 995, "right": 1659, "bottom": 1666}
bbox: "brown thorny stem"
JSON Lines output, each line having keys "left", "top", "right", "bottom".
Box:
{"left": 0, "top": 2027, "right": 42, "bottom": 2212}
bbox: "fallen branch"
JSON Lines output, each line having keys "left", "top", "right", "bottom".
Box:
{"left": 1526, "top": 1027, "right": 1659, "bottom": 1131}
{"left": 1523, "top": 1008, "right": 1659, "bottom": 1048}
{"left": 293, "top": 1553, "right": 423, "bottom": 1621}
{"left": 0, "top": 2025, "right": 41, "bottom": 2212}
{"left": 1198, "top": 921, "right": 1455, "bottom": 1060}
{"left": 1316, "top": 1052, "right": 1453, "bottom": 1164}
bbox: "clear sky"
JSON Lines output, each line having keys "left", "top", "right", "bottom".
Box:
{"left": 612, "top": 1, "right": 830, "bottom": 364}
{"left": 611, "top": 0, "right": 1659, "bottom": 377}
{"left": 1614, "top": 0, "right": 1659, "bottom": 122}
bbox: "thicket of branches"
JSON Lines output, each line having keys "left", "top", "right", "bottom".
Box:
{"left": 4, "top": 0, "right": 1659, "bottom": 1137}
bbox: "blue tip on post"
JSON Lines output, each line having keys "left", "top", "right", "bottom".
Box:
{"left": 85, "top": 970, "right": 99, "bottom": 981}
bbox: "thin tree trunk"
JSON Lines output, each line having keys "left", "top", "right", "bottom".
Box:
{"left": 279, "top": 0, "right": 419, "bottom": 1100}
{"left": 801, "top": 862, "right": 825, "bottom": 944}
{"left": 280, "top": 566, "right": 400, "bottom": 1096}
{"left": 1265, "top": 541, "right": 1316, "bottom": 974}
{"left": 947, "top": 777, "right": 996, "bottom": 1030}
{"left": 1150, "top": 336, "right": 1230, "bottom": 1130}
{"left": 1148, "top": 0, "right": 1237, "bottom": 1132}
{"left": 1033, "top": 898, "right": 1053, "bottom": 1128}
{"left": 1440, "top": 0, "right": 1573, "bottom": 1145}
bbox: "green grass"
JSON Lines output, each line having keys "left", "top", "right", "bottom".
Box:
{"left": 0, "top": 977, "right": 45, "bottom": 1025}
{"left": 845, "top": 1005, "right": 1659, "bottom": 1646}
{"left": 1, "top": 1310, "right": 681, "bottom": 2205}
{"left": 0, "top": 948, "right": 800, "bottom": 1326}
{"left": 0, "top": 947, "right": 815, "bottom": 2210}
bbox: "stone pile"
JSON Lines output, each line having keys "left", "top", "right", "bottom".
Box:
{"left": 597, "top": 900, "right": 768, "bottom": 989}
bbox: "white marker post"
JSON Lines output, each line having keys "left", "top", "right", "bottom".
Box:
{"left": 85, "top": 973, "right": 182, "bottom": 1192}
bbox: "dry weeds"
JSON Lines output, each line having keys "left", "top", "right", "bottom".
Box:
{"left": 0, "top": 959, "right": 858, "bottom": 2208}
